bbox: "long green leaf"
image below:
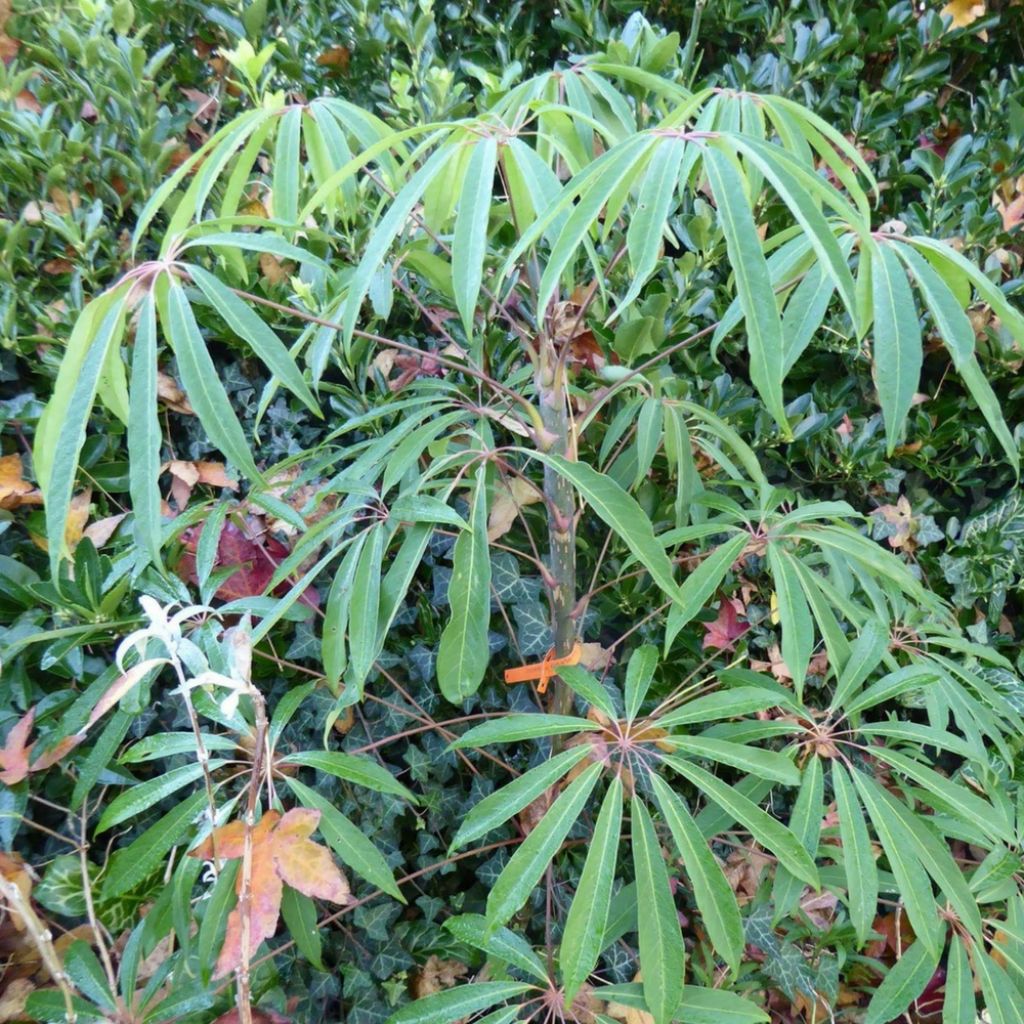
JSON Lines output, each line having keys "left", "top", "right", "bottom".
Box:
{"left": 942, "top": 939, "right": 973, "bottom": 1024}
{"left": 624, "top": 645, "right": 658, "bottom": 722}
{"left": 187, "top": 264, "right": 319, "bottom": 414}
{"left": 665, "top": 737, "right": 798, "bottom": 785}
{"left": 772, "top": 754, "right": 823, "bottom": 922}
{"left": 282, "top": 751, "right": 416, "bottom": 802}
{"left": 486, "top": 762, "right": 601, "bottom": 926}
{"left": 443, "top": 914, "right": 548, "bottom": 983}
{"left": 449, "top": 745, "right": 592, "bottom": 851}
{"left": 664, "top": 533, "right": 748, "bottom": 652}
{"left": 631, "top": 797, "right": 685, "bottom": 1024}
{"left": 103, "top": 790, "right": 208, "bottom": 898}
{"left": 386, "top": 983, "right": 534, "bottom": 1024}
{"left": 453, "top": 136, "right": 498, "bottom": 341}
{"left": 127, "top": 293, "right": 163, "bottom": 569}
{"left": 650, "top": 774, "right": 743, "bottom": 974}
{"left": 664, "top": 756, "right": 818, "bottom": 886}
{"left": 97, "top": 762, "right": 225, "bottom": 833}
{"left": 158, "top": 278, "right": 261, "bottom": 482}
{"left": 43, "top": 298, "right": 128, "bottom": 573}
{"left": 850, "top": 769, "right": 941, "bottom": 955}
{"left": 347, "top": 523, "right": 385, "bottom": 694}
{"left": 894, "top": 241, "right": 1018, "bottom": 471}
{"left": 832, "top": 762, "right": 877, "bottom": 946}
{"left": 766, "top": 545, "right": 814, "bottom": 701}
{"left": 703, "top": 144, "right": 788, "bottom": 434}
{"left": 831, "top": 617, "right": 888, "bottom": 710}
{"left": 449, "top": 714, "right": 601, "bottom": 749}
{"left": 863, "top": 939, "right": 939, "bottom": 1024}
{"left": 871, "top": 241, "right": 922, "bottom": 453}
{"left": 532, "top": 452, "right": 684, "bottom": 605}
{"left": 437, "top": 468, "right": 491, "bottom": 703}
{"left": 561, "top": 777, "right": 623, "bottom": 1001}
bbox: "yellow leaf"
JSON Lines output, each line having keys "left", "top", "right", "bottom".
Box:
{"left": 940, "top": 0, "right": 985, "bottom": 28}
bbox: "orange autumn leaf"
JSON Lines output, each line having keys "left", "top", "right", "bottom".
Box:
{"left": 189, "top": 809, "right": 349, "bottom": 978}
{"left": 0, "top": 708, "right": 81, "bottom": 786}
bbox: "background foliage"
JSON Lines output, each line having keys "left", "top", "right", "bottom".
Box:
{"left": 1, "top": 1, "right": 1024, "bottom": 1023}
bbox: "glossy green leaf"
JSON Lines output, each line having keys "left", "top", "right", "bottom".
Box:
{"left": 443, "top": 914, "right": 548, "bottom": 982}
{"left": 188, "top": 264, "right": 319, "bottom": 414}
{"left": 103, "top": 790, "right": 208, "bottom": 898}
{"left": 766, "top": 544, "right": 814, "bottom": 701}
{"left": 664, "top": 532, "right": 748, "bottom": 651}
{"left": 97, "top": 761, "right": 225, "bottom": 833}
{"left": 158, "top": 278, "right": 261, "bottom": 482}
{"left": 624, "top": 645, "right": 658, "bottom": 722}
{"left": 772, "top": 754, "right": 823, "bottom": 922}
{"left": 850, "top": 769, "right": 941, "bottom": 955}
{"left": 387, "top": 983, "right": 534, "bottom": 1024}
{"left": 666, "top": 737, "right": 798, "bottom": 786}
{"left": 347, "top": 523, "right": 385, "bottom": 694}
{"left": 280, "top": 886, "right": 323, "bottom": 970}
{"left": 533, "top": 452, "right": 684, "bottom": 606}
{"left": 282, "top": 751, "right": 416, "bottom": 802}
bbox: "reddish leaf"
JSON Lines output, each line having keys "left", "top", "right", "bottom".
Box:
{"left": 177, "top": 519, "right": 320, "bottom": 611}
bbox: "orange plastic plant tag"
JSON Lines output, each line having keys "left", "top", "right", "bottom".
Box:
{"left": 504, "top": 641, "right": 582, "bottom": 695}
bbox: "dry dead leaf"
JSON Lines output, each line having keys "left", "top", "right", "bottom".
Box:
{"left": 487, "top": 477, "right": 543, "bottom": 542}
{"left": 0, "top": 853, "right": 34, "bottom": 931}
{"left": 0, "top": 454, "right": 42, "bottom": 510}
{"left": 164, "top": 460, "right": 238, "bottom": 510}
{"left": 577, "top": 642, "right": 613, "bottom": 672}
{"left": 259, "top": 252, "right": 292, "bottom": 285}
{"left": 14, "top": 89, "right": 41, "bottom": 114}
{"left": 83, "top": 513, "right": 127, "bottom": 549}
{"left": 0, "top": 977, "right": 33, "bottom": 1022}
{"left": 604, "top": 973, "right": 654, "bottom": 1024}
{"left": 157, "top": 371, "right": 195, "bottom": 414}
{"left": 409, "top": 956, "right": 468, "bottom": 999}
{"left": 316, "top": 45, "right": 351, "bottom": 72}
{"left": 189, "top": 809, "right": 349, "bottom": 978}
{"left": 994, "top": 175, "right": 1024, "bottom": 233}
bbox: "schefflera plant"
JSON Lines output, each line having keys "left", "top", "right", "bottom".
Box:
{"left": 37, "top": 28, "right": 1024, "bottom": 1024}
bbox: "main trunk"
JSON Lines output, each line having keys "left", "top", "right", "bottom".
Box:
{"left": 538, "top": 349, "right": 576, "bottom": 716}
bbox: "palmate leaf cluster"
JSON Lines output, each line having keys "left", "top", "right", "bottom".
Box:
{"left": 3, "top": 4, "right": 1024, "bottom": 1024}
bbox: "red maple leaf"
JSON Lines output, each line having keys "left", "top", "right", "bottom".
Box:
{"left": 701, "top": 597, "right": 747, "bottom": 652}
